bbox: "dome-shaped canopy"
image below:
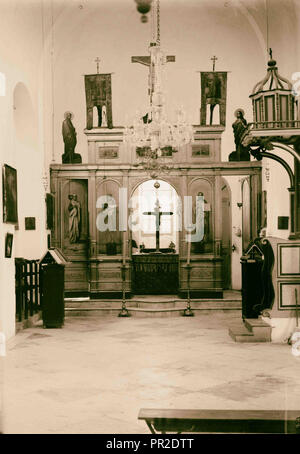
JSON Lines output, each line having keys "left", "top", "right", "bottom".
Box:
{"left": 251, "top": 57, "right": 292, "bottom": 96}
{"left": 249, "top": 50, "right": 297, "bottom": 130}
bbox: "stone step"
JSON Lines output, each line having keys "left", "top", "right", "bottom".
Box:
{"left": 64, "top": 292, "right": 242, "bottom": 318}
{"left": 229, "top": 318, "right": 271, "bottom": 343}
{"left": 65, "top": 307, "right": 242, "bottom": 318}
{"left": 64, "top": 298, "right": 241, "bottom": 310}
{"left": 244, "top": 318, "right": 272, "bottom": 342}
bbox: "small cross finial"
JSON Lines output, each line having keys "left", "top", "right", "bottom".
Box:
{"left": 95, "top": 57, "right": 101, "bottom": 74}
{"left": 269, "top": 48, "right": 273, "bottom": 60}
{"left": 211, "top": 55, "right": 218, "bottom": 71}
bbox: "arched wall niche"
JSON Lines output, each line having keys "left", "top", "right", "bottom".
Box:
{"left": 62, "top": 179, "right": 88, "bottom": 245}
{"left": 97, "top": 179, "right": 122, "bottom": 254}
{"left": 188, "top": 178, "right": 214, "bottom": 254}
{"left": 220, "top": 176, "right": 232, "bottom": 289}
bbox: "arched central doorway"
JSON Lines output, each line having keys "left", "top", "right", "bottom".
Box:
{"left": 130, "top": 179, "right": 180, "bottom": 294}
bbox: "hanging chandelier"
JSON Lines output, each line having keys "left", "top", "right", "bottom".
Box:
{"left": 124, "top": 0, "right": 193, "bottom": 174}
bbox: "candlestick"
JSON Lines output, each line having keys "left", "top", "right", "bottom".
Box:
{"left": 183, "top": 228, "right": 194, "bottom": 317}
{"left": 122, "top": 231, "right": 126, "bottom": 265}
{"left": 187, "top": 230, "right": 191, "bottom": 265}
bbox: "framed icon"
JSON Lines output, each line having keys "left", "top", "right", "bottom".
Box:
{"left": 2, "top": 164, "right": 18, "bottom": 224}
{"left": 5, "top": 233, "right": 13, "bottom": 258}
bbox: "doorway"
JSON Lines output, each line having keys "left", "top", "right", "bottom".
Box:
{"left": 130, "top": 179, "right": 180, "bottom": 294}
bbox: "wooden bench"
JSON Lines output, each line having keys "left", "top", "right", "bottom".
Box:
{"left": 138, "top": 409, "right": 300, "bottom": 434}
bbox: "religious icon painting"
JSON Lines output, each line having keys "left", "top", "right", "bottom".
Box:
{"left": 2, "top": 164, "right": 18, "bottom": 224}
{"left": 25, "top": 217, "right": 36, "bottom": 230}
{"left": 5, "top": 233, "right": 13, "bottom": 258}
{"left": 46, "top": 193, "right": 55, "bottom": 230}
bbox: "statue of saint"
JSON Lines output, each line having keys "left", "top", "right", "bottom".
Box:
{"left": 101, "top": 105, "right": 108, "bottom": 127}
{"left": 229, "top": 109, "right": 250, "bottom": 161}
{"left": 68, "top": 194, "right": 81, "bottom": 243}
{"left": 62, "top": 112, "right": 82, "bottom": 163}
{"left": 192, "top": 192, "right": 211, "bottom": 253}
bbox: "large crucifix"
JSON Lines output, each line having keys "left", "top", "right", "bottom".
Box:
{"left": 211, "top": 55, "right": 218, "bottom": 72}
{"left": 131, "top": 50, "right": 175, "bottom": 98}
{"left": 143, "top": 198, "right": 173, "bottom": 253}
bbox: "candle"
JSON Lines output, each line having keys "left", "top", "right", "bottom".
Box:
{"left": 187, "top": 230, "right": 191, "bottom": 265}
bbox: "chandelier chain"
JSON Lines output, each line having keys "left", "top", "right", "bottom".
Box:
{"left": 123, "top": 0, "right": 193, "bottom": 178}
{"left": 156, "top": 0, "right": 160, "bottom": 45}
{"left": 151, "top": 0, "right": 155, "bottom": 42}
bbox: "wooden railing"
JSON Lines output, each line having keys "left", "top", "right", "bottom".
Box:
{"left": 251, "top": 120, "right": 300, "bottom": 130}
{"left": 15, "top": 258, "right": 42, "bottom": 323}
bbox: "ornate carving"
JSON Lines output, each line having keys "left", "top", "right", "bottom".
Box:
{"left": 192, "top": 144, "right": 210, "bottom": 157}
{"left": 98, "top": 147, "right": 118, "bottom": 159}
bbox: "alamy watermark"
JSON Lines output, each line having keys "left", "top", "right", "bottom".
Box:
{"left": 291, "top": 331, "right": 300, "bottom": 357}
{"left": 0, "top": 332, "right": 6, "bottom": 357}
{"left": 292, "top": 72, "right": 300, "bottom": 97}
{"left": 95, "top": 189, "right": 205, "bottom": 242}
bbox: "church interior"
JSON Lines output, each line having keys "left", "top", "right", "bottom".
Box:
{"left": 1, "top": 0, "right": 300, "bottom": 434}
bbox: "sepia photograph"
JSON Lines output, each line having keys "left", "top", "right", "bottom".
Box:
{"left": 0, "top": 0, "right": 300, "bottom": 440}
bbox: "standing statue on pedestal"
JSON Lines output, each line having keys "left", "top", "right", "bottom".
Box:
{"left": 68, "top": 194, "right": 81, "bottom": 243}
{"left": 62, "top": 112, "right": 82, "bottom": 164}
{"left": 229, "top": 109, "right": 250, "bottom": 161}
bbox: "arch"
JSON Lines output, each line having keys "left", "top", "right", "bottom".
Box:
{"left": 130, "top": 179, "right": 180, "bottom": 253}
{"left": 271, "top": 142, "right": 300, "bottom": 163}
{"left": 235, "top": 1, "right": 268, "bottom": 64}
{"left": 130, "top": 176, "right": 180, "bottom": 199}
{"left": 13, "top": 82, "right": 37, "bottom": 149}
{"left": 188, "top": 176, "right": 214, "bottom": 191}
{"left": 97, "top": 177, "right": 122, "bottom": 189}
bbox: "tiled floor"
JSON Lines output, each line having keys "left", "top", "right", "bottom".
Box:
{"left": 2, "top": 312, "right": 300, "bottom": 433}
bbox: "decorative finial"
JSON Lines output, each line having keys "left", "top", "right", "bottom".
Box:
{"left": 94, "top": 57, "right": 101, "bottom": 74}
{"left": 269, "top": 48, "right": 272, "bottom": 60}
{"left": 267, "top": 48, "right": 276, "bottom": 67}
{"left": 211, "top": 55, "right": 218, "bottom": 72}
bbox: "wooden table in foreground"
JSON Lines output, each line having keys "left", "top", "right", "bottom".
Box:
{"left": 138, "top": 409, "right": 300, "bottom": 434}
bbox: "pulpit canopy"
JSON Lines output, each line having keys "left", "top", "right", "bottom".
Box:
{"left": 249, "top": 51, "right": 297, "bottom": 130}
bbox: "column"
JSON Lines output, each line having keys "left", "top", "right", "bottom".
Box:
{"left": 214, "top": 174, "right": 222, "bottom": 255}
{"left": 180, "top": 169, "right": 188, "bottom": 258}
{"left": 88, "top": 169, "right": 97, "bottom": 294}
{"left": 250, "top": 171, "right": 262, "bottom": 239}
{"left": 294, "top": 147, "right": 300, "bottom": 239}
{"left": 122, "top": 170, "right": 130, "bottom": 293}
{"left": 50, "top": 169, "right": 60, "bottom": 248}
